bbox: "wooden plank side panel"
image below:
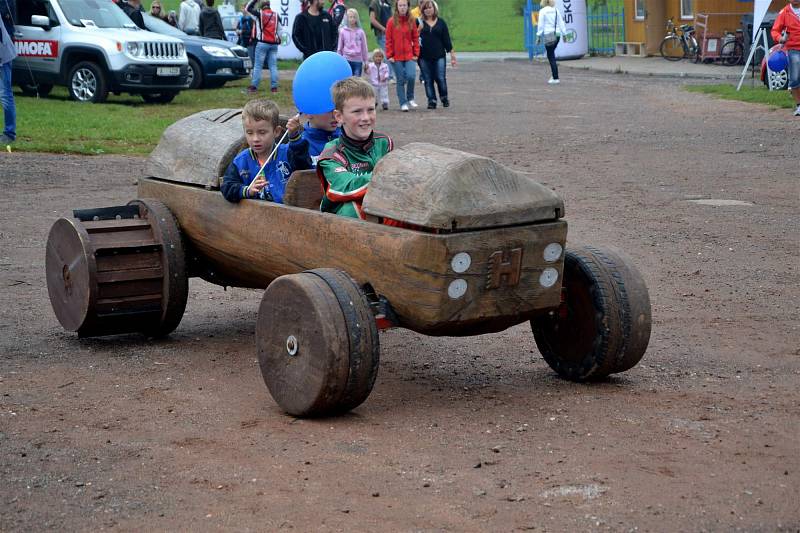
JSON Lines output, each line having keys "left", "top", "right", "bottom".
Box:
{"left": 138, "top": 179, "right": 567, "bottom": 334}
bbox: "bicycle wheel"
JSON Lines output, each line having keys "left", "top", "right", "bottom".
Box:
{"left": 720, "top": 41, "right": 743, "bottom": 66}
{"left": 660, "top": 36, "right": 685, "bottom": 61}
{"left": 687, "top": 35, "right": 699, "bottom": 62}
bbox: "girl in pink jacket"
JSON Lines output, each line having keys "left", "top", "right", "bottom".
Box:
{"left": 337, "top": 8, "right": 369, "bottom": 76}
{"left": 365, "top": 48, "right": 391, "bottom": 110}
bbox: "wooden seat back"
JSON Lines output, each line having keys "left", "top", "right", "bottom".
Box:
{"left": 283, "top": 170, "right": 323, "bottom": 210}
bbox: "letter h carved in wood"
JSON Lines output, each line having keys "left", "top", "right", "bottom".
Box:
{"left": 486, "top": 247, "right": 523, "bottom": 290}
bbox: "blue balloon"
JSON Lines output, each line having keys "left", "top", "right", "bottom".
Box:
{"left": 292, "top": 51, "right": 353, "bottom": 115}
{"left": 767, "top": 49, "right": 788, "bottom": 72}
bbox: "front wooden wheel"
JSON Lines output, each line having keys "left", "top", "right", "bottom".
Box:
{"left": 256, "top": 269, "right": 379, "bottom": 417}
{"left": 531, "top": 246, "right": 651, "bottom": 381}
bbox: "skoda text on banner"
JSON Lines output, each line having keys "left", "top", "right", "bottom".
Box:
{"left": 555, "top": 0, "right": 588, "bottom": 59}
{"left": 277, "top": 0, "right": 302, "bottom": 60}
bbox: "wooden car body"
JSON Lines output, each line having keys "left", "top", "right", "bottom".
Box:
{"left": 141, "top": 109, "right": 568, "bottom": 336}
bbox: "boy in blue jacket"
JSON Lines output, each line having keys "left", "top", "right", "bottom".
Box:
{"left": 221, "top": 99, "right": 311, "bottom": 203}
{"left": 301, "top": 111, "right": 341, "bottom": 167}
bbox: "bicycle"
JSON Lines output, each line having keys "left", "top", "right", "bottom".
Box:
{"left": 718, "top": 30, "right": 744, "bottom": 66}
{"left": 660, "top": 18, "right": 699, "bottom": 61}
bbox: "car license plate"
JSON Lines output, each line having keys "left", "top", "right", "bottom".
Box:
{"left": 243, "top": 59, "right": 252, "bottom": 69}
{"left": 157, "top": 66, "right": 180, "bottom": 76}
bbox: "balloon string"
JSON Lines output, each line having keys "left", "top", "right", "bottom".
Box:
{"left": 251, "top": 113, "right": 302, "bottom": 193}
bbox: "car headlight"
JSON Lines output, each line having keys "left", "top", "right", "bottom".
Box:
{"left": 202, "top": 45, "right": 234, "bottom": 57}
{"left": 177, "top": 43, "right": 186, "bottom": 56}
{"left": 126, "top": 41, "right": 141, "bottom": 57}
{"left": 232, "top": 45, "right": 247, "bottom": 54}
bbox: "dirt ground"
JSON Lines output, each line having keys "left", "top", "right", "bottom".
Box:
{"left": 1, "top": 61, "right": 798, "bottom": 532}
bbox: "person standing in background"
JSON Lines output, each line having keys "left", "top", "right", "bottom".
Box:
{"left": 292, "top": 0, "right": 337, "bottom": 60}
{"left": 337, "top": 9, "right": 369, "bottom": 76}
{"left": 536, "top": 0, "right": 567, "bottom": 84}
{"left": 772, "top": 0, "right": 800, "bottom": 116}
{"left": 179, "top": 0, "right": 202, "bottom": 35}
{"left": 369, "top": 0, "right": 394, "bottom": 80}
{"left": 385, "top": 0, "right": 419, "bottom": 111}
{"left": 238, "top": 2, "right": 256, "bottom": 64}
{"left": 199, "top": 0, "right": 226, "bottom": 40}
{"left": 418, "top": 0, "right": 455, "bottom": 109}
{"left": 0, "top": 0, "right": 17, "bottom": 148}
{"left": 245, "top": 0, "right": 282, "bottom": 94}
{"left": 121, "top": 0, "right": 146, "bottom": 29}
{"left": 149, "top": 1, "right": 167, "bottom": 21}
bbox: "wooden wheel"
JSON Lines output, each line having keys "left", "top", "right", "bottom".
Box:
{"left": 256, "top": 268, "right": 379, "bottom": 417}
{"left": 531, "top": 246, "right": 651, "bottom": 381}
{"left": 45, "top": 199, "right": 188, "bottom": 337}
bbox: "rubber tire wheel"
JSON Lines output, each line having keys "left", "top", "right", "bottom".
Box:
{"left": 187, "top": 57, "right": 204, "bottom": 90}
{"left": 68, "top": 61, "right": 109, "bottom": 103}
{"left": 660, "top": 36, "right": 685, "bottom": 61}
{"left": 19, "top": 83, "right": 53, "bottom": 97}
{"left": 531, "top": 246, "right": 652, "bottom": 381}
{"left": 127, "top": 199, "right": 189, "bottom": 337}
{"left": 257, "top": 268, "right": 380, "bottom": 417}
{"left": 720, "top": 41, "right": 743, "bottom": 66}
{"left": 142, "top": 92, "right": 178, "bottom": 104}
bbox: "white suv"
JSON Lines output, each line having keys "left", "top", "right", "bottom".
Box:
{"left": 12, "top": 0, "right": 189, "bottom": 103}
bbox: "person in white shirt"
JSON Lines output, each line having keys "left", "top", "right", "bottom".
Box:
{"left": 179, "top": 0, "right": 201, "bottom": 35}
{"left": 536, "top": 0, "right": 568, "bottom": 84}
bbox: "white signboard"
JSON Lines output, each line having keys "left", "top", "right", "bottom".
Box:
{"left": 276, "top": 0, "right": 303, "bottom": 60}
{"left": 555, "top": 0, "right": 588, "bottom": 60}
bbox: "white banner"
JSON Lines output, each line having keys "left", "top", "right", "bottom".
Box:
{"left": 275, "top": 0, "right": 302, "bottom": 60}
{"left": 555, "top": 0, "right": 588, "bottom": 59}
{"left": 752, "top": 0, "right": 772, "bottom": 43}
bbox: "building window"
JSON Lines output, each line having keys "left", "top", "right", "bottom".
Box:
{"left": 681, "top": 0, "right": 694, "bottom": 20}
{"left": 635, "top": 0, "right": 645, "bottom": 20}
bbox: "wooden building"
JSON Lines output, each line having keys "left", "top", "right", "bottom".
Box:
{"left": 621, "top": 0, "right": 763, "bottom": 54}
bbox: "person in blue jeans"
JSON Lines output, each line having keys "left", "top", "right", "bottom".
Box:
{"left": 245, "top": 0, "right": 280, "bottom": 94}
{"left": 418, "top": 0, "right": 456, "bottom": 109}
{"left": 386, "top": 0, "right": 419, "bottom": 111}
{"left": 0, "top": 0, "right": 16, "bottom": 147}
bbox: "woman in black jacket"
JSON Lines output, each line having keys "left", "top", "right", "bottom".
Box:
{"left": 199, "top": 0, "right": 226, "bottom": 41}
{"left": 418, "top": 0, "right": 456, "bottom": 109}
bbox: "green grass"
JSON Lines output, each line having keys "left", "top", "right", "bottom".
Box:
{"left": 8, "top": 0, "right": 525, "bottom": 155}
{"left": 12, "top": 77, "right": 293, "bottom": 155}
{"left": 159, "top": 0, "right": 525, "bottom": 52}
{"left": 685, "top": 84, "right": 796, "bottom": 109}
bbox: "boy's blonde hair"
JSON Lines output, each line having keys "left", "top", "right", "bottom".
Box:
{"left": 332, "top": 77, "right": 375, "bottom": 111}
{"left": 372, "top": 48, "right": 384, "bottom": 60}
{"left": 242, "top": 99, "right": 280, "bottom": 127}
{"left": 345, "top": 8, "right": 361, "bottom": 28}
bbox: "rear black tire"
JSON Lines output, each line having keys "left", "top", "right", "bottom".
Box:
{"left": 19, "top": 83, "right": 53, "bottom": 97}
{"left": 187, "top": 57, "right": 204, "bottom": 89}
{"left": 531, "top": 246, "right": 652, "bottom": 381}
{"left": 142, "top": 91, "right": 178, "bottom": 104}
{"left": 660, "top": 36, "right": 685, "bottom": 61}
{"left": 720, "top": 41, "right": 743, "bottom": 66}
{"left": 68, "top": 61, "right": 108, "bottom": 103}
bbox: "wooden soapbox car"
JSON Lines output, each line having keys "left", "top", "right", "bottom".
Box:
{"left": 45, "top": 109, "right": 652, "bottom": 417}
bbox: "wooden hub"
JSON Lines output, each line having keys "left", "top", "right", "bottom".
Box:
{"left": 256, "top": 269, "right": 379, "bottom": 417}
{"left": 45, "top": 199, "right": 188, "bottom": 338}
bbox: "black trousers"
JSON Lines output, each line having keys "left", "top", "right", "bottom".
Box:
{"left": 545, "top": 42, "right": 559, "bottom": 80}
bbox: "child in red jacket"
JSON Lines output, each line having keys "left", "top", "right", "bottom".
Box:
{"left": 385, "top": 0, "right": 419, "bottom": 111}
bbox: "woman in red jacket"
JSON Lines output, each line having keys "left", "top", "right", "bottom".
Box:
{"left": 385, "top": 0, "right": 420, "bottom": 111}
{"left": 772, "top": 0, "right": 800, "bottom": 116}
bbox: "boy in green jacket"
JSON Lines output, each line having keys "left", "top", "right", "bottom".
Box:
{"left": 317, "top": 77, "right": 394, "bottom": 219}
